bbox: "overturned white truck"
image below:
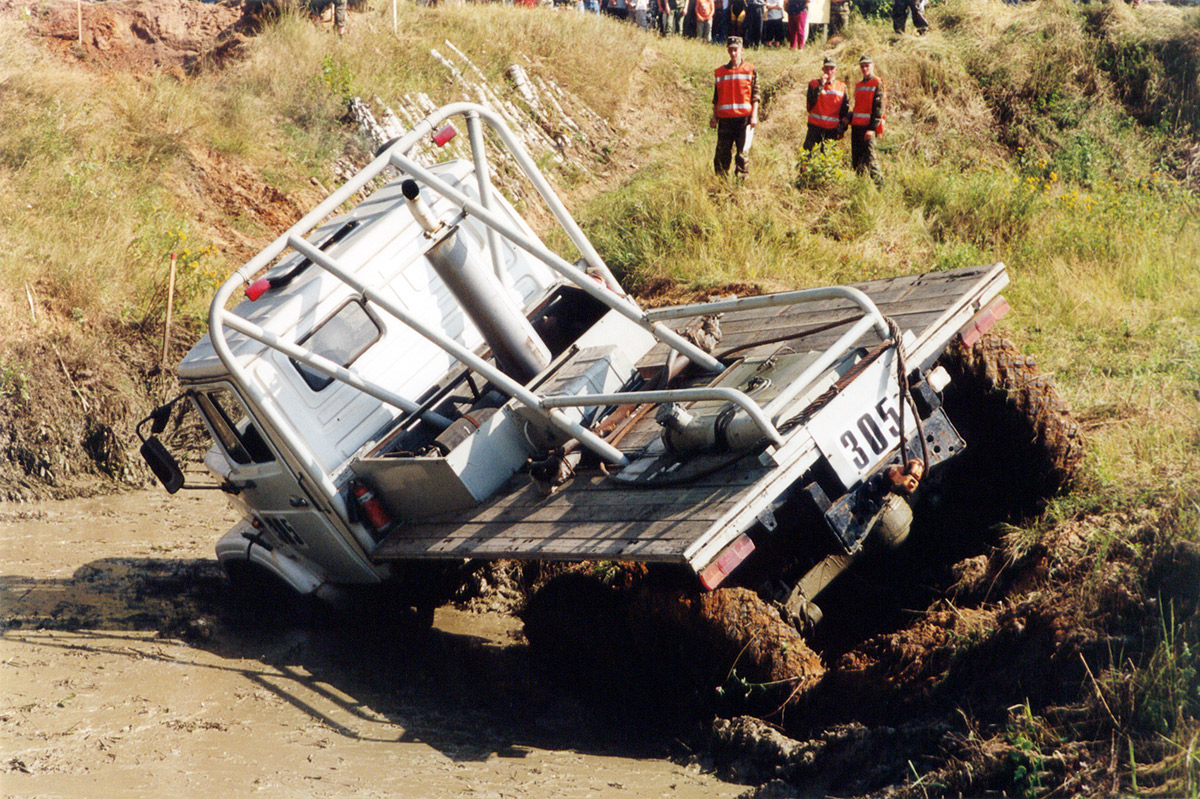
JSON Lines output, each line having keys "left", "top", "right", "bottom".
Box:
{"left": 140, "top": 103, "right": 1080, "bottom": 632}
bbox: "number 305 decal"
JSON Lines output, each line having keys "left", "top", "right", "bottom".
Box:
{"left": 836, "top": 398, "right": 902, "bottom": 470}
{"left": 262, "top": 515, "right": 307, "bottom": 548}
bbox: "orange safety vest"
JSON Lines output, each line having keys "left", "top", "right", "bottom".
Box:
{"left": 851, "top": 75, "right": 886, "bottom": 134}
{"left": 714, "top": 63, "right": 756, "bottom": 119}
{"left": 808, "top": 78, "right": 847, "bottom": 130}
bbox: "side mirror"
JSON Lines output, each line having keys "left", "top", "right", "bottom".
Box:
{"left": 140, "top": 436, "right": 185, "bottom": 494}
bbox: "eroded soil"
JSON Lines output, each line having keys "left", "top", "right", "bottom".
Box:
{"left": 8, "top": 0, "right": 251, "bottom": 75}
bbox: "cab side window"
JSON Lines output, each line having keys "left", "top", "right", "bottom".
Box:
{"left": 291, "top": 299, "right": 382, "bottom": 391}
{"left": 193, "top": 389, "right": 275, "bottom": 465}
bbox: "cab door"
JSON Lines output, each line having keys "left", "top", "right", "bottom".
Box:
{"left": 192, "top": 386, "right": 375, "bottom": 584}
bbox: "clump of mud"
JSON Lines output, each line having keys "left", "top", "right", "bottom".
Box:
{"left": 0, "top": 327, "right": 166, "bottom": 501}
{"left": 522, "top": 567, "right": 824, "bottom": 725}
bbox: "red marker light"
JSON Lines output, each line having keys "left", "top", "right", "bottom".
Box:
{"left": 433, "top": 124, "right": 457, "bottom": 147}
{"left": 245, "top": 278, "right": 270, "bottom": 301}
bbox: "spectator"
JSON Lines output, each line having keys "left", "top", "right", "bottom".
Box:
{"left": 892, "top": 0, "right": 928, "bottom": 35}
{"left": 803, "top": 57, "right": 848, "bottom": 150}
{"left": 850, "top": 54, "right": 886, "bottom": 186}
{"left": 631, "top": 0, "right": 652, "bottom": 27}
{"left": 695, "top": 0, "right": 714, "bottom": 41}
{"left": 710, "top": 36, "right": 760, "bottom": 179}
{"left": 785, "top": 0, "right": 807, "bottom": 49}
{"left": 764, "top": 0, "right": 785, "bottom": 45}
{"left": 729, "top": 0, "right": 745, "bottom": 37}
{"left": 827, "top": 0, "right": 848, "bottom": 39}
{"left": 743, "top": 0, "right": 764, "bottom": 47}
{"left": 713, "top": 0, "right": 730, "bottom": 43}
{"left": 659, "top": 0, "right": 684, "bottom": 33}
{"left": 604, "top": 0, "right": 629, "bottom": 18}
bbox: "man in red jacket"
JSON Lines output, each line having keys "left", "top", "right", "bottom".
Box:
{"left": 850, "top": 54, "right": 886, "bottom": 187}
{"left": 710, "top": 37, "right": 760, "bottom": 179}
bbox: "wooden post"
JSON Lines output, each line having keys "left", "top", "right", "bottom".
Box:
{"left": 77, "top": 0, "right": 82, "bottom": 45}
{"left": 162, "top": 252, "right": 177, "bottom": 366}
{"left": 24, "top": 283, "right": 37, "bottom": 324}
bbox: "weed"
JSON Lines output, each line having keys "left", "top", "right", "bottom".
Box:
{"left": 317, "top": 53, "right": 356, "bottom": 103}
{"left": 795, "top": 144, "right": 847, "bottom": 191}
{"left": 1003, "top": 702, "right": 1050, "bottom": 798}
{"left": 1129, "top": 602, "right": 1199, "bottom": 736}
{"left": 0, "top": 359, "right": 30, "bottom": 404}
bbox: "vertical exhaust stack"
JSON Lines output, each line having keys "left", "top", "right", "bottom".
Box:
{"left": 402, "top": 179, "right": 552, "bottom": 385}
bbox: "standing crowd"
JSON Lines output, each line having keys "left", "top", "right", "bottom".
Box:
{"left": 570, "top": 0, "right": 925, "bottom": 42}
{"left": 584, "top": 0, "right": 851, "bottom": 48}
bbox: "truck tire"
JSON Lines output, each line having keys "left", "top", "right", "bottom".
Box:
{"left": 222, "top": 559, "right": 321, "bottom": 626}
{"left": 919, "top": 332, "right": 1083, "bottom": 535}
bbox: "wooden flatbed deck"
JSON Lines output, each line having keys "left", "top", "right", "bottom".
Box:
{"left": 373, "top": 263, "right": 1008, "bottom": 572}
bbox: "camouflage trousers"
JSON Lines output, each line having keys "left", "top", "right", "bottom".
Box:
{"left": 851, "top": 126, "right": 883, "bottom": 187}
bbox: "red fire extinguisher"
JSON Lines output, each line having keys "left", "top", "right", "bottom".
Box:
{"left": 349, "top": 479, "right": 394, "bottom": 541}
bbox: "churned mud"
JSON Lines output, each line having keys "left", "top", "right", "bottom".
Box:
{"left": 0, "top": 491, "right": 744, "bottom": 798}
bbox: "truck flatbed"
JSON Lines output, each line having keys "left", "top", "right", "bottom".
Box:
{"left": 373, "top": 263, "right": 1007, "bottom": 575}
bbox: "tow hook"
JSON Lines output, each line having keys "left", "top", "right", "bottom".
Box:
{"left": 886, "top": 458, "right": 925, "bottom": 495}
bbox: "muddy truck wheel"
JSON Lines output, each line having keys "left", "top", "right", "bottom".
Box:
{"left": 222, "top": 560, "right": 324, "bottom": 626}
{"left": 916, "top": 332, "right": 1084, "bottom": 539}
{"left": 523, "top": 569, "right": 824, "bottom": 721}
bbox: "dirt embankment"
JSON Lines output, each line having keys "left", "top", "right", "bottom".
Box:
{"left": 8, "top": 0, "right": 251, "bottom": 74}
{"left": 0, "top": 0, "right": 311, "bottom": 502}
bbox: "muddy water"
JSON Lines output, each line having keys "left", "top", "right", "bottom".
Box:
{"left": 0, "top": 491, "right": 742, "bottom": 798}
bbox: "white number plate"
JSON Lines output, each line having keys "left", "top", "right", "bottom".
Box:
{"left": 810, "top": 354, "right": 913, "bottom": 488}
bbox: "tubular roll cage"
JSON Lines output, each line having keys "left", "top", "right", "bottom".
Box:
{"left": 208, "top": 102, "right": 891, "bottom": 480}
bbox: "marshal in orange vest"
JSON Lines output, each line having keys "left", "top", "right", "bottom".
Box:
{"left": 808, "top": 78, "right": 848, "bottom": 130}
{"left": 851, "top": 75, "right": 886, "bottom": 136}
{"left": 714, "top": 63, "right": 756, "bottom": 119}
